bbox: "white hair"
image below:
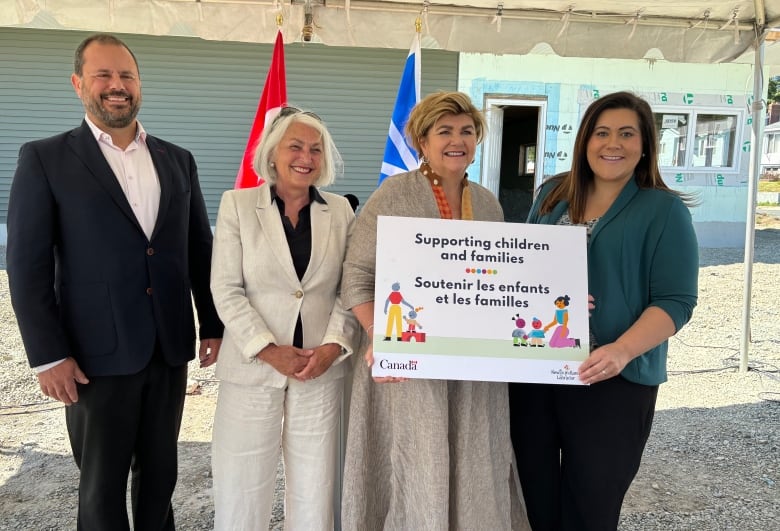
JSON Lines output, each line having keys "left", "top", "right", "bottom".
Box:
{"left": 252, "top": 110, "right": 342, "bottom": 187}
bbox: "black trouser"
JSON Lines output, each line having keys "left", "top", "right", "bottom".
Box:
{"left": 66, "top": 350, "right": 187, "bottom": 531}
{"left": 509, "top": 377, "right": 658, "bottom": 531}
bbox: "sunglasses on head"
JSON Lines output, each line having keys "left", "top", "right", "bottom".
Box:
{"left": 274, "top": 105, "right": 322, "bottom": 123}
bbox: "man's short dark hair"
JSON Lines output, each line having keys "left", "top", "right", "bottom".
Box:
{"left": 74, "top": 33, "right": 139, "bottom": 76}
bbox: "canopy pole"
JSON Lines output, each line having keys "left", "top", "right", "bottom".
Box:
{"left": 740, "top": 36, "right": 766, "bottom": 372}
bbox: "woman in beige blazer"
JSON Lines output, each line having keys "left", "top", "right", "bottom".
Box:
{"left": 210, "top": 108, "right": 359, "bottom": 530}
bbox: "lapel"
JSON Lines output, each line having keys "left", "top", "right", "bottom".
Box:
{"left": 66, "top": 121, "right": 144, "bottom": 235}
{"left": 66, "top": 121, "right": 171, "bottom": 241}
{"left": 145, "top": 135, "right": 173, "bottom": 241}
{"left": 549, "top": 199, "right": 570, "bottom": 224}
{"left": 302, "top": 196, "right": 332, "bottom": 284}
{"left": 588, "top": 177, "right": 639, "bottom": 246}
{"left": 254, "top": 185, "right": 301, "bottom": 287}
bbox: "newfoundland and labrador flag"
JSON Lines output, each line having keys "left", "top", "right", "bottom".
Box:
{"left": 378, "top": 36, "right": 421, "bottom": 185}
{"left": 234, "top": 30, "right": 287, "bottom": 189}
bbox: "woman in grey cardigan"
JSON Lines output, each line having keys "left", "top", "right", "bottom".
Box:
{"left": 340, "top": 91, "right": 529, "bottom": 530}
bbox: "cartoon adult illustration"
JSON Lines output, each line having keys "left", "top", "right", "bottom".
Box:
{"left": 384, "top": 282, "right": 414, "bottom": 341}
{"left": 528, "top": 317, "right": 546, "bottom": 347}
{"left": 543, "top": 295, "right": 581, "bottom": 348}
{"left": 511, "top": 315, "right": 528, "bottom": 347}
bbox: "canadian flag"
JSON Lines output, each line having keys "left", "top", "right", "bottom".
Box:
{"left": 234, "top": 30, "right": 287, "bottom": 188}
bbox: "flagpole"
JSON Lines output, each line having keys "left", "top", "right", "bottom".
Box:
{"left": 378, "top": 21, "right": 423, "bottom": 185}
{"left": 234, "top": 18, "right": 287, "bottom": 189}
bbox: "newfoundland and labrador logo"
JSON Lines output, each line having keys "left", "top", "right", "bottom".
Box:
{"left": 379, "top": 359, "right": 419, "bottom": 371}
{"left": 550, "top": 363, "right": 577, "bottom": 382}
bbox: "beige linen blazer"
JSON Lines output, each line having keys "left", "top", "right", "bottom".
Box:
{"left": 211, "top": 184, "right": 359, "bottom": 387}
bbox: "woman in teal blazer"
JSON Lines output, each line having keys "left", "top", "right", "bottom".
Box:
{"left": 509, "top": 91, "right": 699, "bottom": 530}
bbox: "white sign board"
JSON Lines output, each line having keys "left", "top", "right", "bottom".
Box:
{"left": 661, "top": 114, "right": 682, "bottom": 129}
{"left": 372, "top": 216, "right": 589, "bottom": 385}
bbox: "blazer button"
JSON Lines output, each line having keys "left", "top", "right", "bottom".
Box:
{"left": 294, "top": 290, "right": 304, "bottom": 299}
{"left": 147, "top": 247, "right": 155, "bottom": 256}
{"left": 146, "top": 287, "right": 153, "bottom": 295}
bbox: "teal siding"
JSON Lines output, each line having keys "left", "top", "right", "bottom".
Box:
{"left": 0, "top": 27, "right": 458, "bottom": 224}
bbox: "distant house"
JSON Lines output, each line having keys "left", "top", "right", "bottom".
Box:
{"left": 762, "top": 121, "right": 780, "bottom": 176}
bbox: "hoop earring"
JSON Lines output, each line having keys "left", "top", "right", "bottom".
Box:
{"left": 420, "top": 155, "right": 429, "bottom": 164}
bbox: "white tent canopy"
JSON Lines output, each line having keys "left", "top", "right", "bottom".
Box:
{"left": 3, "top": 0, "right": 779, "bottom": 68}
{"left": 4, "top": 0, "right": 779, "bottom": 369}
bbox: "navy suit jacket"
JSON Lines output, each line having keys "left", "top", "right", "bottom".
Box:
{"left": 7, "top": 121, "right": 223, "bottom": 376}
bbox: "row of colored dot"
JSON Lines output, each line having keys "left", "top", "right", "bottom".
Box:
{"left": 465, "top": 268, "right": 498, "bottom": 274}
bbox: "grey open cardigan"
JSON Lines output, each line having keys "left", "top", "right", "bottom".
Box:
{"left": 340, "top": 169, "right": 530, "bottom": 530}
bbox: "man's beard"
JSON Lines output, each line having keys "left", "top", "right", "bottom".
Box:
{"left": 84, "top": 91, "right": 141, "bottom": 129}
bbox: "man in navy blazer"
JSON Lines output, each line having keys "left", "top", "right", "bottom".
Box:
{"left": 6, "top": 33, "right": 223, "bottom": 530}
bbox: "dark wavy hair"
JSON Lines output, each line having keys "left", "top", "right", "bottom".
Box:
{"left": 538, "top": 91, "right": 696, "bottom": 222}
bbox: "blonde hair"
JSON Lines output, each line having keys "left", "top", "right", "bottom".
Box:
{"left": 405, "top": 91, "right": 485, "bottom": 155}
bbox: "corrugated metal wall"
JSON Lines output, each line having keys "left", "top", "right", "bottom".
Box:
{"left": 0, "top": 27, "right": 458, "bottom": 226}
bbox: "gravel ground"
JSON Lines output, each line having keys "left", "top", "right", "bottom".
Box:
{"left": 1, "top": 217, "right": 779, "bottom": 530}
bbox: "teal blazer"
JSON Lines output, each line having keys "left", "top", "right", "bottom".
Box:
{"left": 528, "top": 176, "right": 698, "bottom": 385}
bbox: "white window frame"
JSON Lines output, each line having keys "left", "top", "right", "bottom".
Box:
{"left": 652, "top": 106, "right": 743, "bottom": 173}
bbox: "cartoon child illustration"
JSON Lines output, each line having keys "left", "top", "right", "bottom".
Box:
{"left": 511, "top": 314, "right": 528, "bottom": 347}
{"left": 528, "top": 317, "right": 546, "bottom": 347}
{"left": 384, "top": 282, "right": 414, "bottom": 341}
{"left": 403, "top": 307, "right": 424, "bottom": 332}
{"left": 543, "top": 295, "right": 581, "bottom": 348}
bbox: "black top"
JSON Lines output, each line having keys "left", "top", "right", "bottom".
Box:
{"left": 271, "top": 185, "right": 327, "bottom": 348}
